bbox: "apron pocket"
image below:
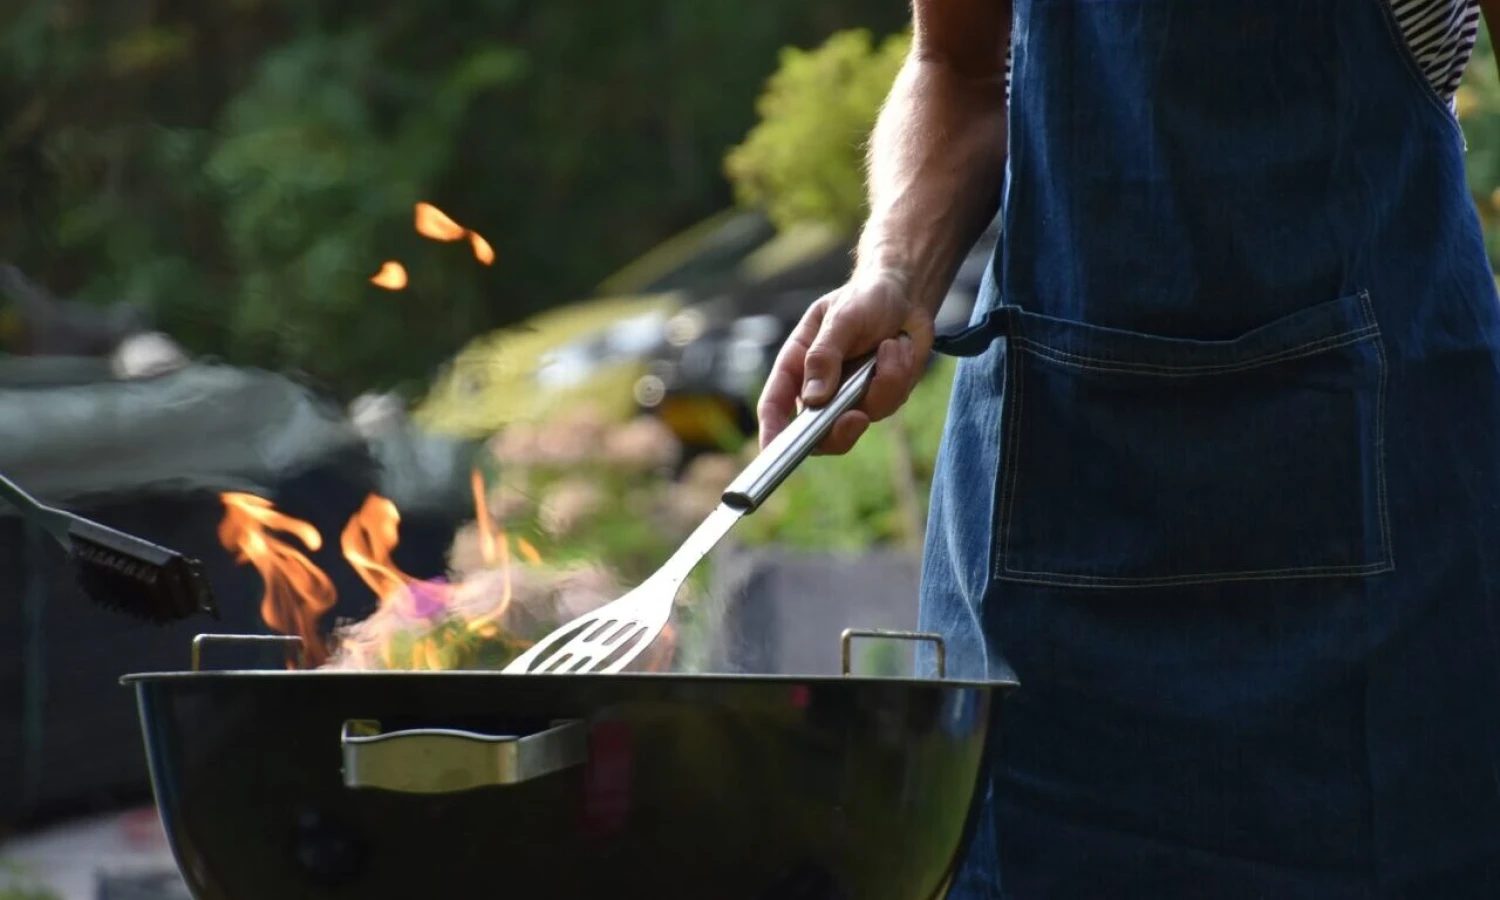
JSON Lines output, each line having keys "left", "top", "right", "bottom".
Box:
{"left": 994, "top": 290, "right": 1391, "bottom": 588}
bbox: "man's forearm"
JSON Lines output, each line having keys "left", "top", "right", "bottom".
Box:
{"left": 854, "top": 54, "right": 1008, "bottom": 315}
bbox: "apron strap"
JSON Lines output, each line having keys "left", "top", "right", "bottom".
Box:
{"left": 932, "top": 308, "right": 1012, "bottom": 358}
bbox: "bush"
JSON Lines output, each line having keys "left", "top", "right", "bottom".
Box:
{"left": 724, "top": 28, "right": 910, "bottom": 234}
{"left": 1460, "top": 27, "right": 1500, "bottom": 280}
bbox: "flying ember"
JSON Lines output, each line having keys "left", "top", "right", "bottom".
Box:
{"left": 369, "top": 261, "right": 408, "bottom": 290}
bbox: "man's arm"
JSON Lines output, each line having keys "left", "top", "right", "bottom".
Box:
{"left": 853, "top": 0, "right": 1012, "bottom": 315}
{"left": 757, "top": 0, "right": 1012, "bottom": 452}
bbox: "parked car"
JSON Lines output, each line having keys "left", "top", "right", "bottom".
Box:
{"left": 413, "top": 210, "right": 784, "bottom": 440}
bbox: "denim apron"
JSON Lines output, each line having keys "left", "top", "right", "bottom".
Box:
{"left": 919, "top": 1, "right": 1500, "bottom": 897}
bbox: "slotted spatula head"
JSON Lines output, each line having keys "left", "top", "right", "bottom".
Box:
{"left": 504, "top": 356, "right": 880, "bottom": 676}
{"left": 503, "top": 575, "right": 674, "bottom": 674}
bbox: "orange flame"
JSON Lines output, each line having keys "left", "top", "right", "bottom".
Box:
{"left": 217, "top": 493, "right": 336, "bottom": 667}
{"left": 369, "top": 261, "right": 408, "bottom": 290}
{"left": 646, "top": 624, "right": 677, "bottom": 673}
{"left": 217, "top": 478, "right": 677, "bottom": 673}
{"left": 415, "top": 202, "right": 466, "bottom": 242}
{"left": 339, "top": 495, "right": 418, "bottom": 607}
{"left": 471, "top": 469, "right": 496, "bottom": 566}
{"left": 517, "top": 537, "right": 542, "bottom": 565}
{"left": 465, "top": 468, "right": 513, "bottom": 629}
{"left": 470, "top": 231, "right": 495, "bottom": 265}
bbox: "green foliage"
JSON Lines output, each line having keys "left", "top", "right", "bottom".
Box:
{"left": 1461, "top": 25, "right": 1500, "bottom": 276}
{"left": 0, "top": 861, "right": 60, "bottom": 900}
{"left": 0, "top": 0, "right": 910, "bottom": 397}
{"left": 178, "top": 32, "right": 520, "bottom": 386}
{"left": 725, "top": 28, "right": 910, "bottom": 234}
{"left": 0, "top": 886, "right": 57, "bottom": 900}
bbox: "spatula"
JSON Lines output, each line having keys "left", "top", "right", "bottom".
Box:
{"left": 504, "top": 355, "right": 878, "bottom": 675}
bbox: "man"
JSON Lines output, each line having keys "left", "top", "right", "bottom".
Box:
{"left": 757, "top": 1, "right": 1500, "bottom": 896}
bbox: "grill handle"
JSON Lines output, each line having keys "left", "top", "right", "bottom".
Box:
{"left": 840, "top": 628, "right": 946, "bottom": 679}
{"left": 192, "top": 633, "right": 305, "bottom": 671}
{"left": 341, "top": 719, "right": 587, "bottom": 794}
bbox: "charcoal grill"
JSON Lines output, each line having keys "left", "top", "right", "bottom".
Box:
{"left": 123, "top": 629, "right": 1012, "bottom": 900}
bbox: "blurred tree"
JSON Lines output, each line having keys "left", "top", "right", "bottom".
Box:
{"left": 1461, "top": 23, "right": 1500, "bottom": 277}
{"left": 0, "top": 0, "right": 909, "bottom": 397}
{"left": 724, "top": 28, "right": 910, "bottom": 235}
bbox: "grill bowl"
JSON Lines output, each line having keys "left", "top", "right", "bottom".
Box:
{"left": 123, "top": 664, "right": 1009, "bottom": 900}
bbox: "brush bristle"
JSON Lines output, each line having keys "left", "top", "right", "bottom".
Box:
{"left": 69, "top": 529, "right": 219, "bottom": 624}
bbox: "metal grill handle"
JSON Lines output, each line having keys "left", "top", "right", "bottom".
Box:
{"left": 191, "top": 634, "right": 306, "bottom": 672}
{"left": 341, "top": 719, "right": 588, "bottom": 794}
{"left": 839, "top": 628, "right": 946, "bottom": 679}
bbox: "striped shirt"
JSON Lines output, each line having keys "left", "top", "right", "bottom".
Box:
{"left": 1390, "top": 0, "right": 1481, "bottom": 104}
{"left": 1004, "top": 1, "right": 1480, "bottom": 108}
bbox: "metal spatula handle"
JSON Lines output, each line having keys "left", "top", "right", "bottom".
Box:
{"left": 722, "top": 355, "right": 877, "bottom": 512}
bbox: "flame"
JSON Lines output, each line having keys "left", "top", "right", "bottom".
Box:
{"left": 217, "top": 493, "right": 336, "bottom": 667}
{"left": 469, "top": 231, "right": 495, "bottom": 265}
{"left": 216, "top": 475, "right": 678, "bottom": 673}
{"left": 339, "top": 495, "right": 419, "bottom": 607}
{"left": 471, "top": 469, "right": 497, "bottom": 566}
{"left": 369, "top": 203, "right": 492, "bottom": 293}
{"left": 415, "top": 202, "right": 466, "bottom": 242}
{"left": 369, "top": 261, "right": 408, "bottom": 290}
{"left": 517, "top": 537, "right": 542, "bottom": 565}
{"left": 465, "top": 468, "right": 513, "bottom": 629}
{"left": 647, "top": 625, "right": 676, "bottom": 673}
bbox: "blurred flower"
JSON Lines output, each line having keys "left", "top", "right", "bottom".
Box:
{"left": 664, "top": 482, "right": 723, "bottom": 532}
{"left": 488, "top": 421, "right": 540, "bottom": 466}
{"left": 539, "top": 478, "right": 604, "bottom": 537}
{"left": 658, "top": 453, "right": 742, "bottom": 531}
{"left": 447, "top": 522, "right": 492, "bottom": 578}
{"left": 486, "top": 479, "right": 533, "bottom": 522}
{"left": 682, "top": 452, "right": 739, "bottom": 490}
{"left": 533, "top": 406, "right": 609, "bottom": 467}
{"left": 450, "top": 566, "right": 537, "bottom": 625}
{"left": 551, "top": 565, "right": 622, "bottom": 621}
{"left": 602, "top": 416, "right": 681, "bottom": 472}
{"left": 403, "top": 578, "right": 451, "bottom": 621}
{"left": 450, "top": 561, "right": 620, "bottom": 631}
{"left": 326, "top": 546, "right": 626, "bottom": 671}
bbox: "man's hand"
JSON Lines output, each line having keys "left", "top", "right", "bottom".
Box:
{"left": 753, "top": 0, "right": 1011, "bottom": 456}
{"left": 757, "top": 269, "right": 934, "bottom": 453}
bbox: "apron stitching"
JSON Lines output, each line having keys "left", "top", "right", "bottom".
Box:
{"left": 1360, "top": 291, "right": 1397, "bottom": 570}
{"left": 1011, "top": 326, "right": 1379, "bottom": 376}
{"left": 996, "top": 561, "right": 1395, "bottom": 588}
{"left": 992, "top": 290, "right": 1392, "bottom": 587}
{"left": 995, "top": 337, "right": 1026, "bottom": 582}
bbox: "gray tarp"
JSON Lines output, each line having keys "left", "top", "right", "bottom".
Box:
{"left": 0, "top": 358, "right": 371, "bottom": 505}
{"left": 0, "top": 355, "right": 475, "bottom": 828}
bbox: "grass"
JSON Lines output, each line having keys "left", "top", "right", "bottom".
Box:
{"left": 0, "top": 862, "right": 60, "bottom": 900}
